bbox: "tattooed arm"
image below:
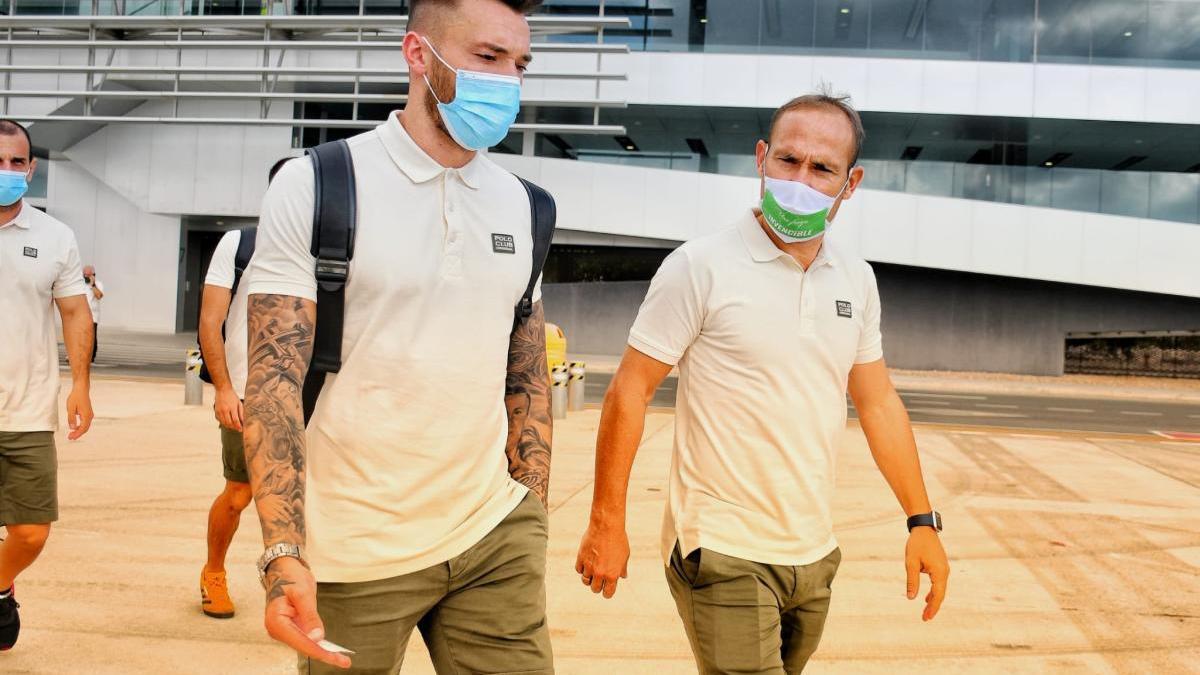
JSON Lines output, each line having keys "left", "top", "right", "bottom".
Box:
{"left": 504, "top": 300, "right": 553, "bottom": 507}
{"left": 244, "top": 293, "right": 315, "bottom": 557}
{"left": 243, "top": 293, "right": 347, "bottom": 669}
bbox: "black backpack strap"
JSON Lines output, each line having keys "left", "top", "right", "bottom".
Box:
{"left": 514, "top": 176, "right": 556, "bottom": 331}
{"left": 229, "top": 226, "right": 257, "bottom": 298}
{"left": 302, "top": 139, "right": 357, "bottom": 424}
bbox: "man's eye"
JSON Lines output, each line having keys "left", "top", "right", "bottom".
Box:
{"left": 477, "top": 53, "right": 497, "bottom": 61}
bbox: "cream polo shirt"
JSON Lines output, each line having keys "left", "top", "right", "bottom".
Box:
{"left": 203, "top": 229, "right": 251, "bottom": 399}
{"left": 629, "top": 210, "right": 884, "bottom": 567}
{"left": 245, "top": 112, "right": 539, "bottom": 583}
{"left": 0, "top": 202, "right": 89, "bottom": 432}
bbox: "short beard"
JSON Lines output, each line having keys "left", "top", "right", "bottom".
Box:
{"left": 422, "top": 59, "right": 457, "bottom": 144}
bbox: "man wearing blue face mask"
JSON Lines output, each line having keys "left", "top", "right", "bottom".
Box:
{"left": 241, "top": 1, "right": 554, "bottom": 673}
{"left": 576, "top": 92, "right": 950, "bottom": 674}
{"left": 0, "top": 119, "right": 94, "bottom": 651}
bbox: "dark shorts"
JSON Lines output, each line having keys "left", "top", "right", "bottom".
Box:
{"left": 220, "top": 426, "right": 249, "bottom": 484}
{"left": 0, "top": 430, "right": 59, "bottom": 525}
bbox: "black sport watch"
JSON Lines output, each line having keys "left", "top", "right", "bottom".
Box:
{"left": 907, "top": 511, "right": 943, "bottom": 533}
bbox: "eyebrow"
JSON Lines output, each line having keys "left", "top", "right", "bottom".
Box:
{"left": 481, "top": 41, "right": 533, "bottom": 65}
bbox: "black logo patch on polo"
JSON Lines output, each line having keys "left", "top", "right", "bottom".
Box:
{"left": 836, "top": 300, "right": 853, "bottom": 318}
{"left": 492, "top": 233, "right": 516, "bottom": 255}
{"left": 23, "top": 246, "right": 37, "bottom": 258}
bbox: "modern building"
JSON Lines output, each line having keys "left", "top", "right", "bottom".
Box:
{"left": 7, "top": 0, "right": 1200, "bottom": 376}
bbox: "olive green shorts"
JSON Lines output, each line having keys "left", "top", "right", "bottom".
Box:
{"left": 302, "top": 491, "right": 553, "bottom": 675}
{"left": 220, "top": 426, "right": 249, "bottom": 484}
{"left": 0, "top": 430, "right": 59, "bottom": 525}
{"left": 666, "top": 544, "right": 842, "bottom": 675}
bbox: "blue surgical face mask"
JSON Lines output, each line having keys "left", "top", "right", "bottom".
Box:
{"left": 420, "top": 36, "right": 522, "bottom": 151}
{"left": 0, "top": 169, "right": 29, "bottom": 207}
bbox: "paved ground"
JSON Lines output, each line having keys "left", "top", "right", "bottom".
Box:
{"left": 2, "top": 376, "right": 1198, "bottom": 674}
{"left": 583, "top": 373, "right": 1200, "bottom": 436}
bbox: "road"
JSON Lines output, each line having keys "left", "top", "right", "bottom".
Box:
{"left": 584, "top": 372, "right": 1200, "bottom": 436}
{"left": 81, "top": 348, "right": 1199, "bottom": 437}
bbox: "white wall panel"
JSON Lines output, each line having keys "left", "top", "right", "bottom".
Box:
{"left": 921, "top": 61, "right": 978, "bottom": 115}
{"left": 621, "top": 53, "right": 1198, "bottom": 125}
{"left": 494, "top": 155, "right": 1200, "bottom": 298}
{"left": 1087, "top": 66, "right": 1147, "bottom": 123}
{"left": 915, "top": 197, "right": 973, "bottom": 270}
{"left": 969, "top": 203, "right": 1029, "bottom": 277}
{"left": 865, "top": 59, "right": 924, "bottom": 113}
{"left": 47, "top": 161, "right": 180, "bottom": 333}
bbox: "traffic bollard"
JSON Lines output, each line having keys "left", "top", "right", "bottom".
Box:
{"left": 567, "top": 361, "right": 586, "bottom": 412}
{"left": 185, "top": 348, "right": 204, "bottom": 406}
{"left": 551, "top": 365, "right": 568, "bottom": 420}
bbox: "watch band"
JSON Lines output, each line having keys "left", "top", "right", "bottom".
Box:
{"left": 257, "top": 542, "right": 306, "bottom": 588}
{"left": 907, "top": 511, "right": 943, "bottom": 533}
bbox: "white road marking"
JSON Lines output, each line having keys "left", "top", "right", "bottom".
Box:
{"left": 1120, "top": 411, "right": 1163, "bottom": 417}
{"left": 1008, "top": 433, "right": 1056, "bottom": 440}
{"left": 902, "top": 399, "right": 952, "bottom": 406}
{"left": 977, "top": 403, "right": 1020, "bottom": 409}
{"left": 1047, "top": 407, "right": 1095, "bottom": 413}
{"left": 907, "top": 407, "right": 1027, "bottom": 419}
{"left": 902, "top": 392, "right": 989, "bottom": 401}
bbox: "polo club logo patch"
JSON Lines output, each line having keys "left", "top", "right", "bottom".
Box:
{"left": 23, "top": 246, "right": 37, "bottom": 258}
{"left": 492, "top": 233, "right": 516, "bottom": 255}
{"left": 836, "top": 300, "right": 853, "bottom": 318}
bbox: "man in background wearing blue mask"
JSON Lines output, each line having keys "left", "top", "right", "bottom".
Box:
{"left": 576, "top": 93, "right": 950, "bottom": 674}
{"left": 241, "top": 1, "right": 553, "bottom": 673}
{"left": 0, "top": 119, "right": 94, "bottom": 651}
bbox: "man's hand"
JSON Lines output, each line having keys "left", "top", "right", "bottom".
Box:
{"left": 65, "top": 385, "right": 93, "bottom": 440}
{"left": 263, "top": 557, "right": 350, "bottom": 670}
{"left": 575, "top": 520, "right": 630, "bottom": 599}
{"left": 905, "top": 527, "right": 949, "bottom": 621}
{"left": 214, "top": 386, "right": 244, "bottom": 431}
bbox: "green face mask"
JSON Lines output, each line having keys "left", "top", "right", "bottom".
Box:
{"left": 760, "top": 175, "right": 848, "bottom": 243}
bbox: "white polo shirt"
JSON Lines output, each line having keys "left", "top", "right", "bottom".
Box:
{"left": 245, "top": 112, "right": 539, "bottom": 583}
{"left": 203, "top": 229, "right": 252, "bottom": 398}
{"left": 0, "top": 202, "right": 89, "bottom": 432}
{"left": 629, "top": 210, "right": 884, "bottom": 567}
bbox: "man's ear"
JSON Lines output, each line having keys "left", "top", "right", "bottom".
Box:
{"left": 755, "top": 139, "right": 769, "bottom": 177}
{"left": 402, "top": 31, "right": 430, "bottom": 78}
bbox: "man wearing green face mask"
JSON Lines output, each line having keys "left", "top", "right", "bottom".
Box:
{"left": 576, "top": 92, "right": 950, "bottom": 674}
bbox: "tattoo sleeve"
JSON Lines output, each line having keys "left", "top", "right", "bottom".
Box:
{"left": 244, "top": 294, "right": 316, "bottom": 549}
{"left": 505, "top": 300, "right": 554, "bottom": 507}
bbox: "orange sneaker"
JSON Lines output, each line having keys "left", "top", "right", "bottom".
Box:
{"left": 200, "top": 570, "right": 235, "bottom": 619}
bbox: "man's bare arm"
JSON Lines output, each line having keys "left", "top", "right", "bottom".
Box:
{"left": 504, "top": 300, "right": 553, "bottom": 507}
{"left": 244, "top": 294, "right": 315, "bottom": 567}
{"left": 55, "top": 294, "right": 94, "bottom": 440}
{"left": 199, "top": 284, "right": 235, "bottom": 392}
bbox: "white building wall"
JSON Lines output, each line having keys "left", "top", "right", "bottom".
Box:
{"left": 585, "top": 52, "right": 1200, "bottom": 125}
{"left": 47, "top": 160, "right": 181, "bottom": 333}
{"left": 493, "top": 154, "right": 1200, "bottom": 299}
{"left": 61, "top": 100, "right": 295, "bottom": 217}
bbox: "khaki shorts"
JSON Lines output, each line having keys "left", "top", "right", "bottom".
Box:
{"left": 302, "top": 491, "right": 554, "bottom": 675}
{"left": 220, "top": 426, "right": 249, "bottom": 484}
{"left": 0, "top": 431, "right": 59, "bottom": 525}
{"left": 666, "top": 544, "right": 842, "bottom": 675}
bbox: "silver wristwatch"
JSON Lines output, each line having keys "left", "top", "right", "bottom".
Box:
{"left": 257, "top": 542, "right": 306, "bottom": 588}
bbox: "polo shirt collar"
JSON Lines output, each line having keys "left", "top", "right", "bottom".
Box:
{"left": 377, "top": 111, "right": 483, "bottom": 190}
{"left": 0, "top": 201, "right": 32, "bottom": 230}
{"left": 739, "top": 209, "right": 837, "bottom": 269}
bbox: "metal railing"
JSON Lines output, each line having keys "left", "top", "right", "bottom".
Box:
{"left": 0, "top": 13, "right": 630, "bottom": 134}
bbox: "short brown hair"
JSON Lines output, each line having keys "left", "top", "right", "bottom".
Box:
{"left": 0, "top": 119, "right": 33, "bottom": 158}
{"left": 409, "top": 0, "right": 543, "bottom": 32}
{"left": 768, "top": 89, "right": 865, "bottom": 169}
